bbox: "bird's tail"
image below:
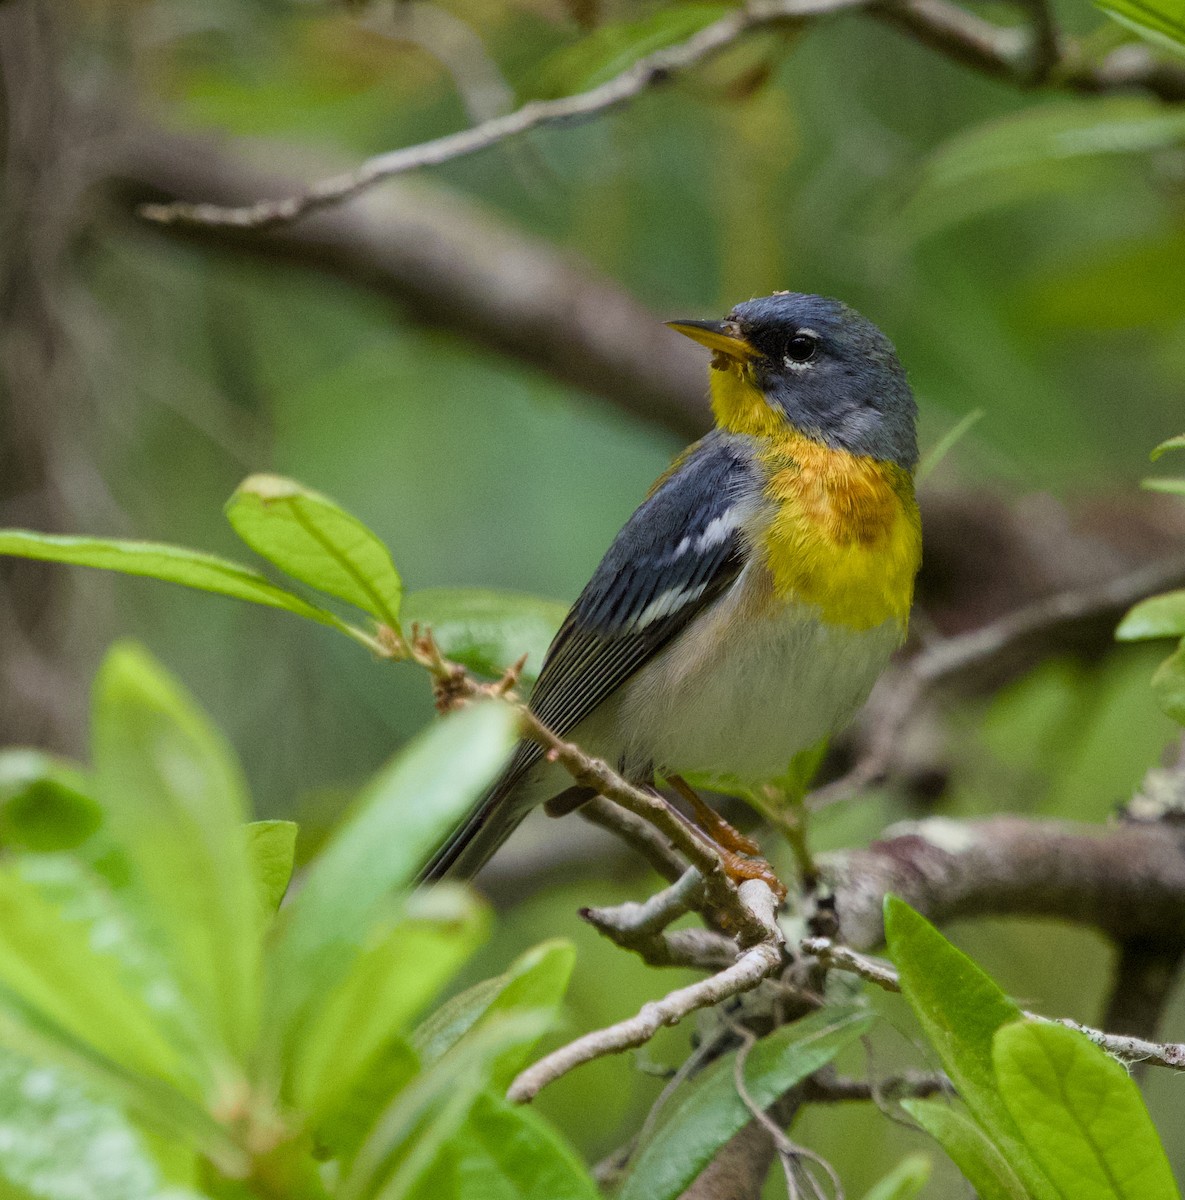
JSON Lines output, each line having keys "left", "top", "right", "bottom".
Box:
{"left": 418, "top": 776, "right": 529, "bottom": 882}
{"left": 420, "top": 742, "right": 545, "bottom": 881}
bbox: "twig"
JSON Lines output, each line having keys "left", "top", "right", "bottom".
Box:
{"left": 580, "top": 869, "right": 741, "bottom": 968}
{"left": 799, "top": 1067, "right": 948, "bottom": 1103}
{"left": 732, "top": 1029, "right": 845, "bottom": 1200}
{"left": 508, "top": 880, "right": 785, "bottom": 1103}
{"left": 578, "top": 795, "right": 689, "bottom": 882}
{"left": 809, "top": 554, "right": 1185, "bottom": 808}
{"left": 137, "top": 0, "right": 868, "bottom": 230}
{"left": 803, "top": 937, "right": 1185, "bottom": 1072}
{"left": 136, "top": 0, "right": 1185, "bottom": 232}
{"left": 1102, "top": 940, "right": 1185, "bottom": 1079}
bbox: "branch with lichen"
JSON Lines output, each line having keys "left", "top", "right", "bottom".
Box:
{"left": 803, "top": 936, "right": 1185, "bottom": 1071}
{"left": 509, "top": 878, "right": 785, "bottom": 1103}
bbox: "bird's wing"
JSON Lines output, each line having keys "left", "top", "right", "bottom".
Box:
{"left": 419, "top": 431, "right": 759, "bottom": 881}
{"left": 519, "top": 430, "right": 758, "bottom": 770}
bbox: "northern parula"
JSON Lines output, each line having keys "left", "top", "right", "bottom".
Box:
{"left": 426, "top": 291, "right": 922, "bottom": 880}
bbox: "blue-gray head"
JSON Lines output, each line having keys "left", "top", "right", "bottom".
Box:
{"left": 668, "top": 292, "right": 918, "bottom": 472}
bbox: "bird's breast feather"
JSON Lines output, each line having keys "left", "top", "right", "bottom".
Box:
{"left": 757, "top": 436, "right": 922, "bottom": 631}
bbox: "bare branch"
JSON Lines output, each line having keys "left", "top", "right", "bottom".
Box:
{"left": 820, "top": 813, "right": 1185, "bottom": 953}
{"left": 578, "top": 795, "right": 689, "bottom": 883}
{"left": 137, "top": 0, "right": 868, "bottom": 230}
{"left": 579, "top": 869, "right": 744, "bottom": 968}
{"left": 799, "top": 1068, "right": 948, "bottom": 1103}
{"left": 508, "top": 880, "right": 785, "bottom": 1103}
{"left": 132, "top": 0, "right": 1185, "bottom": 233}
{"left": 1102, "top": 940, "right": 1185, "bottom": 1078}
{"left": 803, "top": 936, "right": 1185, "bottom": 1072}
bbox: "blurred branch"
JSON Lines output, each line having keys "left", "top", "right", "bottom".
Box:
{"left": 113, "top": 125, "right": 708, "bottom": 440}
{"left": 799, "top": 1067, "right": 948, "bottom": 1102}
{"left": 811, "top": 552, "right": 1185, "bottom": 808}
{"left": 804, "top": 935, "right": 1185, "bottom": 1071}
{"left": 135, "top": 0, "right": 869, "bottom": 231}
{"left": 821, "top": 810, "right": 1185, "bottom": 951}
{"left": 133, "top": 0, "right": 1185, "bottom": 232}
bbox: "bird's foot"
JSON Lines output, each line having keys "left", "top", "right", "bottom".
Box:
{"left": 664, "top": 775, "right": 786, "bottom": 903}
{"left": 667, "top": 774, "right": 761, "bottom": 857}
{"left": 715, "top": 846, "right": 788, "bottom": 903}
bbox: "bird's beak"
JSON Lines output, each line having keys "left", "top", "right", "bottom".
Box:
{"left": 666, "top": 319, "right": 756, "bottom": 361}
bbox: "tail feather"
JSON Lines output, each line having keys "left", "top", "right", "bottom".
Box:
{"left": 418, "top": 782, "right": 528, "bottom": 882}
{"left": 419, "top": 743, "right": 541, "bottom": 882}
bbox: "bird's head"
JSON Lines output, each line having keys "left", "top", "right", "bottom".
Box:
{"left": 668, "top": 292, "right": 918, "bottom": 472}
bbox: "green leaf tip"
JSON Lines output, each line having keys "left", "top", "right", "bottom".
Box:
{"left": 226, "top": 473, "right": 403, "bottom": 629}
{"left": 1150, "top": 433, "right": 1185, "bottom": 461}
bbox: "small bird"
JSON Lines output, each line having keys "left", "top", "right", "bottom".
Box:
{"left": 424, "top": 292, "right": 922, "bottom": 882}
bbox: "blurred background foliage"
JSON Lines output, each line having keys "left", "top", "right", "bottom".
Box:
{"left": 3, "top": 0, "right": 1185, "bottom": 1191}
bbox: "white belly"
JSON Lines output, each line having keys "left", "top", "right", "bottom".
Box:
{"left": 600, "top": 567, "right": 904, "bottom": 784}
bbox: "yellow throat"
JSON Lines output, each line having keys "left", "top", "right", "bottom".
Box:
{"left": 710, "top": 360, "right": 922, "bottom": 632}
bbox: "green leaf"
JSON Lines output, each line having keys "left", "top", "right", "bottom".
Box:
{"left": 901, "top": 99, "right": 1185, "bottom": 237}
{"left": 245, "top": 820, "right": 298, "bottom": 920}
{"left": 0, "top": 1046, "right": 205, "bottom": 1200}
{"left": 15, "top": 855, "right": 207, "bottom": 1080}
{"left": 226, "top": 474, "right": 402, "bottom": 627}
{"left": 859, "top": 1152, "right": 932, "bottom": 1200}
{"left": 0, "top": 865, "right": 188, "bottom": 1089}
{"left": 883, "top": 897, "right": 1059, "bottom": 1200}
{"left": 994, "top": 1020, "right": 1179, "bottom": 1200}
{"left": 902, "top": 1099, "right": 1028, "bottom": 1200}
{"left": 412, "top": 939, "right": 575, "bottom": 1090}
{"left": 1097, "top": 0, "right": 1185, "bottom": 57}
{"left": 342, "top": 1014, "right": 551, "bottom": 1200}
{"left": 619, "top": 1005, "right": 875, "bottom": 1200}
{"left": 528, "top": 5, "right": 728, "bottom": 99}
{"left": 316, "top": 1037, "right": 421, "bottom": 1164}
{"left": 267, "top": 702, "right": 516, "bottom": 1061}
{"left": 1151, "top": 434, "right": 1185, "bottom": 460}
{"left": 1142, "top": 477, "right": 1185, "bottom": 497}
{"left": 293, "top": 885, "right": 489, "bottom": 1123}
{"left": 1116, "top": 590, "right": 1185, "bottom": 640}
{"left": 93, "top": 643, "right": 259, "bottom": 1065}
{"left": 1151, "top": 641, "right": 1185, "bottom": 724}
{"left": 401, "top": 589, "right": 567, "bottom": 684}
{"left": 0, "top": 751, "right": 101, "bottom": 852}
{"left": 407, "top": 1091, "right": 599, "bottom": 1200}
{"left": 0, "top": 991, "right": 234, "bottom": 1170}
{"left": 0, "top": 530, "right": 339, "bottom": 628}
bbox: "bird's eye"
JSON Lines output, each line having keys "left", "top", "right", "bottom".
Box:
{"left": 785, "top": 333, "right": 818, "bottom": 364}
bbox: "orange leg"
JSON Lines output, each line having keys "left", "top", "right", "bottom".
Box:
{"left": 667, "top": 774, "right": 761, "bottom": 856}
{"left": 666, "top": 775, "right": 786, "bottom": 902}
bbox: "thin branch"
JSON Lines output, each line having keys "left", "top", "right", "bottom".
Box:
{"left": 799, "top": 1068, "right": 948, "bottom": 1103}
{"left": 732, "top": 1029, "right": 844, "bottom": 1200}
{"left": 580, "top": 868, "right": 746, "bottom": 969}
{"left": 137, "top": 0, "right": 868, "bottom": 230}
{"left": 508, "top": 880, "right": 785, "bottom": 1103}
{"left": 578, "top": 795, "right": 689, "bottom": 883}
{"left": 803, "top": 937, "right": 1185, "bottom": 1072}
{"left": 1102, "top": 939, "right": 1185, "bottom": 1079}
{"left": 135, "top": 0, "right": 1185, "bottom": 232}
